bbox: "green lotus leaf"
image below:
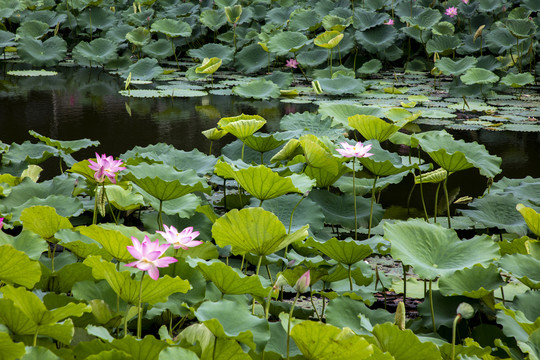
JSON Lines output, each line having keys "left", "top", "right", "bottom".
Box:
{"left": 358, "top": 140, "right": 416, "bottom": 177}
{"left": 110, "top": 335, "right": 168, "bottom": 360}
{"left": 306, "top": 237, "right": 372, "bottom": 265}
{"left": 291, "top": 320, "right": 373, "bottom": 360}
{"left": 325, "top": 295, "right": 392, "bottom": 335}
{"left": 292, "top": 135, "right": 340, "bottom": 174}
{"left": 357, "top": 59, "right": 382, "bottom": 75}
{"left": 0, "top": 245, "right": 41, "bottom": 288}
{"left": 356, "top": 24, "right": 398, "bottom": 53}
{"left": 417, "top": 130, "right": 502, "bottom": 178}
{"left": 438, "top": 264, "right": 504, "bottom": 298}
{"left": 402, "top": 7, "right": 442, "bottom": 30}
{"left": 76, "top": 7, "right": 114, "bottom": 32}
{"left": 289, "top": 9, "right": 321, "bottom": 32}
{"left": 507, "top": 291, "right": 540, "bottom": 326}
{"left": 195, "top": 299, "right": 269, "bottom": 352}
{"left": 485, "top": 28, "right": 517, "bottom": 54}
{"left": 384, "top": 219, "right": 500, "bottom": 280}
{"left": 432, "top": 21, "right": 455, "bottom": 35}
{"left": 119, "top": 89, "right": 207, "bottom": 98}
{"left": 322, "top": 14, "right": 351, "bottom": 32}
{"left": 235, "top": 43, "right": 275, "bottom": 73}
{"left": 318, "top": 103, "right": 385, "bottom": 127}
{"left": 308, "top": 189, "right": 384, "bottom": 230}
{"left": 0, "top": 230, "right": 47, "bottom": 261}
{"left": 188, "top": 44, "right": 234, "bottom": 65}
{"left": 267, "top": 31, "right": 308, "bottom": 55}
{"left": 498, "top": 254, "right": 540, "bottom": 289}
{"left": 243, "top": 133, "right": 285, "bottom": 153}
{"left": 232, "top": 79, "right": 281, "bottom": 100}
{"left": 348, "top": 115, "right": 400, "bottom": 142}
{"left": 296, "top": 48, "right": 328, "bottom": 67}
{"left": 426, "top": 35, "right": 461, "bottom": 56}
{"left": 38, "top": 261, "right": 94, "bottom": 294}
{"left": 84, "top": 256, "right": 190, "bottom": 304}
{"left": 6, "top": 69, "right": 57, "bottom": 76}
{"left": 260, "top": 194, "right": 325, "bottom": 233}
{"left": 371, "top": 323, "right": 442, "bottom": 359}
{"left": 3, "top": 141, "right": 59, "bottom": 165}
{"left": 459, "top": 193, "right": 527, "bottom": 236}
{"left": 314, "top": 30, "right": 344, "bottom": 49}
{"left": 195, "top": 57, "right": 222, "bottom": 74}
{"left": 72, "top": 38, "right": 117, "bottom": 66}
{"left": 150, "top": 18, "right": 191, "bottom": 37}
{"left": 224, "top": 5, "right": 242, "bottom": 24}
{"left": 0, "top": 0, "right": 19, "bottom": 20}
{"left": 202, "top": 127, "right": 228, "bottom": 141}
{"left": 0, "top": 30, "right": 16, "bottom": 48}
{"left": 352, "top": 9, "right": 388, "bottom": 31}
{"left": 159, "top": 347, "right": 199, "bottom": 360}
{"left": 123, "top": 162, "right": 210, "bottom": 202}
{"left": 0, "top": 332, "right": 25, "bottom": 360}
{"left": 15, "top": 19, "right": 49, "bottom": 39}
{"left": 218, "top": 114, "right": 266, "bottom": 139}
{"left": 104, "top": 185, "right": 144, "bottom": 212}
{"left": 212, "top": 207, "right": 309, "bottom": 256}
{"left": 264, "top": 71, "right": 293, "bottom": 88}
{"left": 500, "top": 72, "right": 535, "bottom": 88}
{"left": 77, "top": 224, "right": 132, "bottom": 262}
{"left": 55, "top": 228, "right": 112, "bottom": 260}
{"left": 28, "top": 130, "right": 99, "bottom": 154}
{"left": 197, "top": 260, "right": 270, "bottom": 297}
{"left": 9, "top": 194, "right": 83, "bottom": 225}
{"left": 384, "top": 108, "right": 420, "bottom": 123}
{"left": 200, "top": 9, "right": 227, "bottom": 31}
{"left": 506, "top": 19, "right": 537, "bottom": 39}
{"left": 414, "top": 168, "right": 448, "bottom": 184}
{"left": 125, "top": 27, "right": 151, "bottom": 47}
{"left": 316, "top": 77, "right": 366, "bottom": 95}
{"left": 124, "top": 58, "right": 163, "bottom": 81}
{"left": 460, "top": 68, "right": 499, "bottom": 85}
{"left": 20, "top": 206, "right": 72, "bottom": 243}
{"left": 496, "top": 302, "right": 540, "bottom": 345}
{"left": 517, "top": 203, "right": 540, "bottom": 237}
{"left": 435, "top": 56, "right": 477, "bottom": 76}
{"left": 280, "top": 112, "right": 342, "bottom": 139}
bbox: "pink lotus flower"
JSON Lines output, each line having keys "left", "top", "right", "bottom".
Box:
{"left": 445, "top": 6, "right": 458, "bottom": 18}
{"left": 156, "top": 225, "right": 202, "bottom": 250}
{"left": 294, "top": 270, "right": 310, "bottom": 293}
{"left": 0, "top": 218, "right": 3, "bottom": 229}
{"left": 88, "top": 153, "right": 126, "bottom": 183}
{"left": 336, "top": 142, "right": 374, "bottom": 158}
{"left": 125, "top": 236, "right": 177, "bottom": 280}
{"left": 285, "top": 58, "right": 298, "bottom": 69}
{"left": 461, "top": 0, "right": 469, "bottom": 3}
{"left": 385, "top": 19, "right": 394, "bottom": 25}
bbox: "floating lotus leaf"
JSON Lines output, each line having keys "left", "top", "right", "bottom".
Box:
{"left": 435, "top": 56, "right": 477, "bottom": 76}
{"left": 280, "top": 112, "right": 343, "bottom": 139}
{"left": 359, "top": 140, "right": 417, "bottom": 177}
{"left": 123, "top": 58, "right": 163, "bottom": 81}
{"left": 200, "top": 9, "right": 227, "bottom": 31}
{"left": 212, "top": 207, "right": 309, "bottom": 256}
{"left": 318, "top": 103, "right": 385, "bottom": 127}
{"left": 426, "top": 34, "right": 461, "bottom": 55}
{"left": 260, "top": 194, "right": 325, "bottom": 233}
{"left": 218, "top": 114, "right": 266, "bottom": 139}
{"left": 306, "top": 237, "right": 372, "bottom": 265}
{"left": 118, "top": 89, "right": 207, "bottom": 98}
{"left": 197, "top": 260, "right": 269, "bottom": 297}
{"left": 498, "top": 254, "right": 540, "bottom": 289}
{"left": 267, "top": 31, "right": 308, "bottom": 55}
{"left": 417, "top": 130, "right": 502, "bottom": 178}
{"left": 20, "top": 206, "right": 72, "bottom": 243}
{"left": 384, "top": 108, "right": 420, "bottom": 123}
{"left": 371, "top": 323, "right": 441, "bottom": 359}
{"left": 195, "top": 299, "right": 269, "bottom": 352}
{"left": 517, "top": 204, "right": 540, "bottom": 237}
{"left": 233, "top": 79, "right": 281, "bottom": 100}
{"left": 500, "top": 72, "right": 535, "bottom": 88}
{"left": 84, "top": 256, "right": 190, "bottom": 305}
{"left": 384, "top": 219, "right": 500, "bottom": 280}
{"left": 355, "top": 25, "right": 398, "bottom": 53}
{"left": 348, "top": 115, "right": 400, "bottom": 142}
{"left": 6, "top": 69, "right": 57, "bottom": 76}
{"left": 308, "top": 189, "right": 384, "bottom": 230}
{"left": 264, "top": 71, "right": 292, "bottom": 88}
{"left": 224, "top": 5, "right": 242, "bottom": 24}
{"left": 316, "top": 77, "right": 366, "bottom": 95}
{"left": 0, "top": 245, "right": 41, "bottom": 288}
{"left": 460, "top": 68, "right": 499, "bottom": 85}
{"left": 188, "top": 43, "right": 234, "bottom": 65}
{"left": 438, "top": 264, "right": 505, "bottom": 298}
{"left": 17, "top": 36, "right": 67, "bottom": 67}
{"left": 289, "top": 9, "right": 321, "bottom": 32}
{"left": 150, "top": 18, "right": 191, "bottom": 37}
{"left": 195, "top": 57, "right": 222, "bottom": 74}
{"left": 291, "top": 321, "right": 373, "bottom": 360}
{"left": 357, "top": 59, "right": 382, "bottom": 75}
{"left": 314, "top": 30, "right": 344, "bottom": 49}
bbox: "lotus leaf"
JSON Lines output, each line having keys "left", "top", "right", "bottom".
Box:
{"left": 0, "top": 30, "right": 16, "bottom": 48}
{"left": 260, "top": 194, "right": 325, "bottom": 233}
{"left": 498, "top": 254, "right": 540, "bottom": 289}
{"left": 200, "top": 9, "right": 227, "bottom": 31}
{"left": 233, "top": 79, "right": 281, "bottom": 100}
{"left": 358, "top": 140, "right": 417, "bottom": 177}
{"left": 218, "top": 114, "right": 266, "bottom": 139}
{"left": 296, "top": 48, "right": 328, "bottom": 67}
{"left": 314, "top": 30, "right": 344, "bottom": 49}
{"left": 353, "top": 9, "right": 388, "bottom": 31}
{"left": 318, "top": 103, "right": 385, "bottom": 127}
{"left": 516, "top": 204, "right": 540, "bottom": 237}
{"left": 72, "top": 38, "right": 118, "bottom": 66}
{"left": 0, "top": 332, "right": 24, "bottom": 360}
{"left": 224, "top": 5, "right": 242, "bottom": 24}
{"left": 438, "top": 264, "right": 504, "bottom": 298}
{"left": 142, "top": 39, "right": 174, "bottom": 60}
{"left": 16, "top": 36, "right": 67, "bottom": 67}
{"left": 460, "top": 68, "right": 499, "bottom": 85}
{"left": 9, "top": 194, "right": 83, "bottom": 225}
{"left": 243, "top": 133, "right": 285, "bottom": 153}
{"left": 316, "top": 77, "right": 366, "bottom": 95}
{"left": 188, "top": 44, "right": 234, "bottom": 65}
{"left": 20, "top": 206, "right": 72, "bottom": 243}
{"left": 280, "top": 112, "right": 343, "bottom": 139}
{"left": 414, "top": 168, "right": 448, "bottom": 184}
{"left": 195, "top": 57, "right": 222, "bottom": 75}
{"left": 356, "top": 24, "right": 398, "bottom": 53}
{"left": 266, "top": 31, "right": 308, "bottom": 55}
{"left": 235, "top": 43, "right": 275, "bottom": 73}
{"left": 348, "top": 115, "right": 400, "bottom": 142}
{"left": 6, "top": 69, "right": 57, "bottom": 76}
{"left": 384, "top": 219, "right": 500, "bottom": 280}
{"left": 426, "top": 34, "right": 461, "bottom": 55}
{"left": 77, "top": 7, "right": 116, "bottom": 32}
{"left": 125, "top": 27, "right": 151, "bottom": 47}
{"left": 371, "top": 323, "right": 442, "bottom": 359}
{"left": 289, "top": 9, "right": 321, "bottom": 32}
{"left": 15, "top": 19, "right": 49, "bottom": 39}
{"left": 307, "top": 237, "right": 372, "bottom": 266}
{"left": 0, "top": 245, "right": 41, "bottom": 288}
{"left": 197, "top": 260, "right": 269, "bottom": 297}
{"left": 212, "top": 206, "right": 309, "bottom": 256}
{"left": 123, "top": 58, "right": 163, "bottom": 81}
{"left": 28, "top": 130, "right": 99, "bottom": 154}
{"left": 506, "top": 19, "right": 537, "bottom": 39}
{"left": 357, "top": 59, "right": 382, "bottom": 75}
{"left": 402, "top": 7, "right": 442, "bottom": 30}
{"left": 435, "top": 56, "right": 477, "bottom": 76}
{"left": 150, "top": 18, "right": 191, "bottom": 38}
{"left": 500, "top": 72, "right": 535, "bottom": 88}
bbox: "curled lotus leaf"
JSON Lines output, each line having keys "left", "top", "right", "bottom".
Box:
{"left": 125, "top": 27, "right": 151, "bottom": 47}
{"left": 435, "top": 56, "right": 477, "bottom": 76}
{"left": 516, "top": 203, "right": 540, "bottom": 237}
{"left": 224, "top": 5, "right": 242, "bottom": 24}
{"left": 348, "top": 115, "right": 401, "bottom": 142}
{"left": 202, "top": 127, "right": 228, "bottom": 141}
{"left": 0, "top": 245, "right": 41, "bottom": 288}
{"left": 195, "top": 57, "right": 222, "bottom": 75}
{"left": 414, "top": 168, "right": 448, "bottom": 184}
{"left": 314, "top": 30, "right": 344, "bottom": 49}
{"left": 359, "top": 140, "right": 417, "bottom": 177}
{"left": 218, "top": 113, "right": 266, "bottom": 139}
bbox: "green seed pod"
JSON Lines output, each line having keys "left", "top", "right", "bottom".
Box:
{"left": 456, "top": 302, "right": 475, "bottom": 319}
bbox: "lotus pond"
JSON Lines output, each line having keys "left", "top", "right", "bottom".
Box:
{"left": 1, "top": 0, "right": 540, "bottom": 359}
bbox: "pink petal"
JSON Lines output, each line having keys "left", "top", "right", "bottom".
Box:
{"left": 155, "top": 256, "right": 178, "bottom": 267}
{"left": 127, "top": 246, "right": 143, "bottom": 260}
{"left": 147, "top": 266, "right": 160, "bottom": 280}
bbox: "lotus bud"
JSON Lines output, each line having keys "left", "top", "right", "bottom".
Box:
{"left": 456, "top": 302, "right": 474, "bottom": 320}
{"left": 294, "top": 270, "right": 310, "bottom": 293}
{"left": 394, "top": 301, "right": 406, "bottom": 330}
{"left": 273, "top": 274, "right": 289, "bottom": 291}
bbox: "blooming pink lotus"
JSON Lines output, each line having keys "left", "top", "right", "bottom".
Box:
{"left": 88, "top": 153, "right": 126, "bottom": 183}
{"left": 336, "top": 141, "right": 374, "bottom": 158}
{"left": 0, "top": 217, "right": 3, "bottom": 229}
{"left": 125, "top": 236, "right": 177, "bottom": 280}
{"left": 445, "top": 6, "right": 458, "bottom": 18}
{"left": 156, "top": 225, "right": 202, "bottom": 250}
{"left": 462, "top": 0, "right": 469, "bottom": 3}
{"left": 294, "top": 270, "right": 310, "bottom": 293}
{"left": 285, "top": 58, "right": 299, "bottom": 69}
{"left": 385, "top": 19, "right": 394, "bottom": 25}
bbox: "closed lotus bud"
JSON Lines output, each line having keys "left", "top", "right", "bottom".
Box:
{"left": 456, "top": 302, "right": 474, "bottom": 319}
{"left": 294, "top": 270, "right": 310, "bottom": 293}
{"left": 394, "top": 301, "right": 406, "bottom": 330}
{"left": 273, "top": 274, "right": 289, "bottom": 290}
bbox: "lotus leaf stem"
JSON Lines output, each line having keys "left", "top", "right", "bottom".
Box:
{"left": 286, "top": 292, "right": 300, "bottom": 360}
{"left": 451, "top": 313, "right": 462, "bottom": 360}
{"left": 212, "top": 336, "right": 218, "bottom": 360}
{"left": 158, "top": 200, "right": 164, "bottom": 231}
{"left": 429, "top": 279, "right": 436, "bottom": 333}
{"left": 402, "top": 262, "right": 407, "bottom": 305}
{"left": 93, "top": 187, "right": 99, "bottom": 225}
{"left": 104, "top": 186, "right": 118, "bottom": 225}
{"left": 252, "top": 255, "right": 263, "bottom": 314}
{"left": 265, "top": 287, "right": 273, "bottom": 320}
{"left": 353, "top": 158, "right": 358, "bottom": 240}
{"left": 406, "top": 183, "right": 416, "bottom": 216}
{"left": 208, "top": 141, "right": 213, "bottom": 156}
{"left": 266, "top": 265, "right": 273, "bottom": 283}
{"left": 33, "top": 326, "right": 39, "bottom": 346}
{"left": 137, "top": 272, "right": 145, "bottom": 339}
{"left": 443, "top": 173, "right": 451, "bottom": 228}
{"left": 417, "top": 149, "right": 429, "bottom": 221}
{"left": 434, "top": 182, "right": 441, "bottom": 223}
{"left": 309, "top": 286, "right": 321, "bottom": 320}
{"left": 348, "top": 264, "right": 353, "bottom": 291}
{"left": 368, "top": 175, "right": 379, "bottom": 238}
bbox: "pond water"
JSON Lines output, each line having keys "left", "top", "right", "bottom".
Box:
{"left": 1, "top": 65, "right": 539, "bottom": 209}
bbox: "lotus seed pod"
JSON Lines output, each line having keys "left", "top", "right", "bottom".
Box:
{"left": 456, "top": 302, "right": 474, "bottom": 319}
{"left": 394, "top": 301, "right": 406, "bottom": 330}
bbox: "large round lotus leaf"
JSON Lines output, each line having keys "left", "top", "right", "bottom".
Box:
{"left": 123, "top": 162, "right": 210, "bottom": 201}
{"left": 306, "top": 237, "right": 372, "bottom": 265}
{"left": 485, "top": 28, "right": 516, "bottom": 54}
{"left": 123, "top": 58, "right": 162, "bottom": 80}
{"left": 435, "top": 56, "right": 477, "bottom": 76}
{"left": 426, "top": 35, "right": 461, "bottom": 55}
{"left": 77, "top": 7, "right": 116, "bottom": 32}
{"left": 15, "top": 19, "right": 49, "bottom": 39}
{"left": 125, "top": 27, "right": 151, "bottom": 47}
{"left": 500, "top": 72, "right": 535, "bottom": 88}
{"left": 260, "top": 194, "right": 325, "bottom": 233}
{"left": 200, "top": 9, "right": 227, "bottom": 31}
{"left": 243, "top": 133, "right": 284, "bottom": 153}
{"left": 438, "top": 264, "right": 504, "bottom": 298}
{"left": 280, "top": 112, "right": 342, "bottom": 139}
{"left": 267, "top": 31, "right": 308, "bottom": 55}
{"left": 355, "top": 25, "right": 397, "bottom": 53}
{"left": 316, "top": 77, "right": 366, "bottom": 95}
{"left": 506, "top": 19, "right": 537, "bottom": 39}
{"left": 232, "top": 79, "right": 281, "bottom": 100}
{"left": 3, "top": 141, "right": 59, "bottom": 164}
{"left": 296, "top": 48, "right": 328, "bottom": 67}
{"left": 384, "top": 219, "right": 500, "bottom": 280}
{"left": 266, "top": 7, "right": 293, "bottom": 25}
{"left": 0, "top": 245, "right": 41, "bottom": 289}
{"left": 417, "top": 130, "right": 501, "bottom": 178}
{"left": 20, "top": 205, "right": 73, "bottom": 243}
{"left": 348, "top": 114, "right": 400, "bottom": 142}
{"left": 195, "top": 57, "right": 222, "bottom": 74}
{"left": 352, "top": 9, "right": 388, "bottom": 31}
{"left": 72, "top": 38, "right": 117, "bottom": 66}
{"left": 211, "top": 207, "right": 309, "bottom": 256}
{"left": 357, "top": 59, "right": 382, "bottom": 75}
{"left": 104, "top": 24, "right": 135, "bottom": 44}
{"left": 460, "top": 68, "right": 499, "bottom": 85}
{"left": 188, "top": 43, "right": 234, "bottom": 65}
{"left": 28, "top": 130, "right": 99, "bottom": 154}
{"left": 150, "top": 18, "right": 191, "bottom": 37}
{"left": 218, "top": 113, "right": 266, "bottom": 139}
{"left": 314, "top": 30, "right": 344, "bottom": 49}
{"left": 77, "top": 224, "right": 133, "bottom": 262}
{"left": 289, "top": 9, "right": 321, "bottom": 32}
{"left": 371, "top": 323, "right": 441, "bottom": 359}
{"left": 291, "top": 321, "right": 373, "bottom": 360}
{"left": 308, "top": 188, "right": 384, "bottom": 230}
{"left": 142, "top": 38, "right": 174, "bottom": 59}
{"left": 318, "top": 103, "right": 385, "bottom": 127}
{"left": 459, "top": 193, "right": 528, "bottom": 236}
{"left": 358, "top": 140, "right": 417, "bottom": 177}
{"left": 517, "top": 204, "right": 540, "bottom": 237}
{"left": 235, "top": 43, "right": 275, "bottom": 73}
{"left": 197, "top": 260, "right": 269, "bottom": 297}
{"left": 401, "top": 7, "right": 442, "bottom": 30}
{"left": 305, "top": 160, "right": 349, "bottom": 188}
{"left": 17, "top": 36, "right": 67, "bottom": 67}
{"left": 195, "top": 299, "right": 269, "bottom": 352}
{"left": 509, "top": 291, "right": 540, "bottom": 323}
{"left": 432, "top": 21, "right": 455, "bottom": 35}
{"left": 9, "top": 195, "right": 83, "bottom": 225}
{"left": 264, "top": 71, "right": 292, "bottom": 88}
{"left": 498, "top": 254, "right": 540, "bottom": 289}
{"left": 522, "top": 0, "right": 540, "bottom": 11}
